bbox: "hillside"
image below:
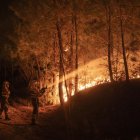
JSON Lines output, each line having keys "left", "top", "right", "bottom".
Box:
{"left": 0, "top": 79, "right": 140, "bottom": 140}
{"left": 68, "top": 79, "right": 140, "bottom": 139}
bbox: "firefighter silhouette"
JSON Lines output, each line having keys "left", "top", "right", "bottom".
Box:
{"left": 0, "top": 81, "right": 11, "bottom": 120}
{"left": 29, "top": 80, "right": 47, "bottom": 125}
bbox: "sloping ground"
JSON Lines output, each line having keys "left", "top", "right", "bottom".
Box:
{"left": 68, "top": 79, "right": 140, "bottom": 139}
{"left": 0, "top": 79, "right": 140, "bottom": 140}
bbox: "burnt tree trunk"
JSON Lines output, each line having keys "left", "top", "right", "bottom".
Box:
{"left": 56, "top": 20, "right": 69, "bottom": 103}
{"left": 70, "top": 31, "right": 74, "bottom": 70}
{"left": 53, "top": 33, "right": 57, "bottom": 64}
{"left": 11, "top": 60, "right": 14, "bottom": 86}
{"left": 35, "top": 57, "right": 41, "bottom": 77}
{"left": 69, "top": 31, "right": 74, "bottom": 96}
{"left": 114, "top": 44, "right": 119, "bottom": 80}
{"left": 56, "top": 21, "right": 64, "bottom": 106}
{"left": 119, "top": 6, "right": 129, "bottom": 81}
{"left": 73, "top": 14, "right": 79, "bottom": 94}
{"left": 105, "top": 1, "right": 114, "bottom": 82}
{"left": 4, "top": 60, "right": 7, "bottom": 80}
{"left": 35, "top": 56, "right": 42, "bottom": 88}
{"left": 0, "top": 60, "right": 1, "bottom": 82}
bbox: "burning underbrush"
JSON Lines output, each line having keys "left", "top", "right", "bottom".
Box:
{"left": 44, "top": 55, "right": 140, "bottom": 105}
{"left": 57, "top": 73, "right": 140, "bottom": 104}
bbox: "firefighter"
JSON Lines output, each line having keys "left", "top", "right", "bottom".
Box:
{"left": 29, "top": 80, "right": 47, "bottom": 125}
{"left": 0, "top": 81, "right": 11, "bottom": 120}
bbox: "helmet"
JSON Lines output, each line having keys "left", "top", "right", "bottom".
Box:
{"left": 3, "top": 81, "right": 10, "bottom": 88}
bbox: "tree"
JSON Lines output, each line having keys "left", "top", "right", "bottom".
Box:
{"left": 72, "top": 0, "right": 79, "bottom": 93}
{"left": 119, "top": 5, "right": 129, "bottom": 81}
{"left": 56, "top": 19, "right": 65, "bottom": 106}
{"left": 104, "top": 0, "right": 114, "bottom": 82}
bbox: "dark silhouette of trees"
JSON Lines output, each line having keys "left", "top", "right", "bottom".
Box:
{"left": 119, "top": 5, "right": 129, "bottom": 81}
{"left": 104, "top": 0, "right": 114, "bottom": 82}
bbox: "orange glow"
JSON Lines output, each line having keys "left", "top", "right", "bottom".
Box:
{"left": 62, "top": 76, "right": 110, "bottom": 102}
{"left": 131, "top": 74, "right": 140, "bottom": 79}
{"left": 62, "top": 83, "right": 68, "bottom": 102}
{"left": 62, "top": 73, "right": 140, "bottom": 102}
{"left": 78, "top": 76, "right": 110, "bottom": 91}
{"left": 45, "top": 57, "right": 140, "bottom": 104}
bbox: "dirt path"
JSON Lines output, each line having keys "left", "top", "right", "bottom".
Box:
{"left": 0, "top": 105, "right": 67, "bottom": 140}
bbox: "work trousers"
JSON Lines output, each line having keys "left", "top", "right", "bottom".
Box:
{"left": 0, "top": 97, "right": 9, "bottom": 117}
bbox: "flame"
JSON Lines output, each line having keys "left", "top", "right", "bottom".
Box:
{"left": 78, "top": 76, "right": 110, "bottom": 91}
{"left": 63, "top": 94, "right": 68, "bottom": 102}
{"left": 131, "top": 74, "right": 140, "bottom": 79}
{"left": 62, "top": 76, "right": 111, "bottom": 102}
{"left": 62, "top": 83, "right": 68, "bottom": 102}
{"left": 45, "top": 57, "right": 140, "bottom": 104}
{"left": 62, "top": 73, "right": 140, "bottom": 102}
{"left": 78, "top": 81, "right": 96, "bottom": 90}
{"left": 137, "top": 74, "right": 140, "bottom": 78}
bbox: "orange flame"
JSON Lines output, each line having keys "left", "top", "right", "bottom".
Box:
{"left": 62, "top": 76, "right": 110, "bottom": 102}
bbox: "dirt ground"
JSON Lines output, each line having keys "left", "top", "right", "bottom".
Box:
{"left": 0, "top": 105, "right": 67, "bottom": 140}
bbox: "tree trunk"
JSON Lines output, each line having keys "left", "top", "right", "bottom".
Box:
{"left": 70, "top": 31, "right": 74, "bottom": 70}
{"left": 0, "top": 60, "right": 1, "bottom": 82}
{"left": 4, "top": 60, "right": 7, "bottom": 80}
{"left": 119, "top": 6, "right": 129, "bottom": 81}
{"left": 53, "top": 33, "right": 57, "bottom": 64}
{"left": 105, "top": 2, "right": 114, "bottom": 82}
{"left": 73, "top": 14, "right": 79, "bottom": 93}
{"left": 56, "top": 20, "right": 65, "bottom": 106}
{"left": 52, "top": 73, "right": 56, "bottom": 104}
{"left": 114, "top": 44, "right": 119, "bottom": 80}
{"left": 35, "top": 56, "right": 42, "bottom": 88}
{"left": 84, "top": 60, "right": 87, "bottom": 89}
{"left": 69, "top": 31, "right": 74, "bottom": 96}
{"left": 11, "top": 60, "right": 14, "bottom": 86}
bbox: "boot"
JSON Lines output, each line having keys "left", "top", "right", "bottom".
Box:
{"left": 5, "top": 115, "right": 11, "bottom": 121}
{"left": 31, "top": 115, "right": 37, "bottom": 125}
